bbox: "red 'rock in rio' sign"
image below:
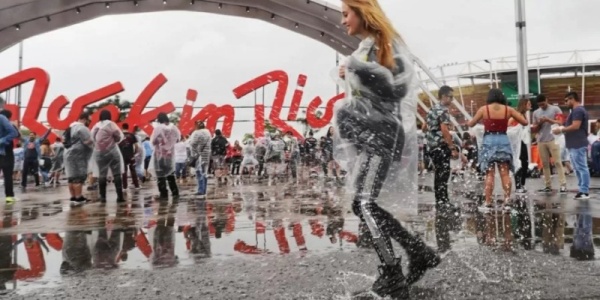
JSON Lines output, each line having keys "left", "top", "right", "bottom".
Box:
{"left": 0, "top": 68, "right": 344, "bottom": 141}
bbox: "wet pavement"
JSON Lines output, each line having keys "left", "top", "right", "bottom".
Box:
{"left": 0, "top": 173, "right": 599, "bottom": 299}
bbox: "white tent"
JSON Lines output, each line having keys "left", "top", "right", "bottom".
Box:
{"left": 0, "top": 0, "right": 359, "bottom": 54}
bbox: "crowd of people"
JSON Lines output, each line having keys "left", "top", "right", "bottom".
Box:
{"left": 422, "top": 86, "right": 594, "bottom": 258}
{"left": 0, "top": 102, "right": 348, "bottom": 205}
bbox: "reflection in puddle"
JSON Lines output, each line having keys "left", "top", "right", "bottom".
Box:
{"left": 0, "top": 179, "right": 599, "bottom": 295}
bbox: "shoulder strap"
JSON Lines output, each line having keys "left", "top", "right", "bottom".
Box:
{"left": 485, "top": 105, "right": 490, "bottom": 118}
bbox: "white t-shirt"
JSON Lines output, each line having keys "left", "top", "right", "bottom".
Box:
{"left": 174, "top": 141, "right": 188, "bottom": 163}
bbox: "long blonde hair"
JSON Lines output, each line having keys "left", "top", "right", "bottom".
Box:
{"left": 342, "top": 0, "right": 402, "bottom": 69}
{"left": 516, "top": 98, "right": 530, "bottom": 114}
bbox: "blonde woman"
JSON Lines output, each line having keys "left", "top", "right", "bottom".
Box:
{"left": 335, "top": 1, "right": 439, "bottom": 297}
{"left": 509, "top": 98, "right": 531, "bottom": 193}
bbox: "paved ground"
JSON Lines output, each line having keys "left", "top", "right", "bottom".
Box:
{"left": 0, "top": 173, "right": 599, "bottom": 299}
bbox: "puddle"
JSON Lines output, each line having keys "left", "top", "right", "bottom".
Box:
{"left": 1, "top": 180, "right": 600, "bottom": 294}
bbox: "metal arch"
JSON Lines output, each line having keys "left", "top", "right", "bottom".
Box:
{"left": 0, "top": 0, "right": 361, "bottom": 54}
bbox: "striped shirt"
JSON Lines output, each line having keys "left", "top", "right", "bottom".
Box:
{"left": 189, "top": 129, "right": 212, "bottom": 165}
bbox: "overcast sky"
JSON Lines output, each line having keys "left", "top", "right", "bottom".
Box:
{"left": 1, "top": 0, "right": 600, "bottom": 139}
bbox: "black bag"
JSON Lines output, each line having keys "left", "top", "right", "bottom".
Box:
{"left": 186, "top": 155, "right": 198, "bottom": 169}
{"left": 63, "top": 127, "right": 73, "bottom": 149}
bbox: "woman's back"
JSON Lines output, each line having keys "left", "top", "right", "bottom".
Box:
{"left": 483, "top": 104, "right": 509, "bottom": 132}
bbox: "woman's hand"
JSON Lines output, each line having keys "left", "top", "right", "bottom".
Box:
{"left": 551, "top": 126, "right": 564, "bottom": 135}
{"left": 339, "top": 65, "right": 346, "bottom": 79}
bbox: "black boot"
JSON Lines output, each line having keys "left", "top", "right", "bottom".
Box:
{"left": 372, "top": 203, "right": 441, "bottom": 285}
{"left": 114, "top": 177, "right": 125, "bottom": 203}
{"left": 99, "top": 178, "right": 108, "bottom": 203}
{"left": 167, "top": 175, "right": 179, "bottom": 197}
{"left": 371, "top": 258, "right": 409, "bottom": 299}
{"left": 157, "top": 177, "right": 168, "bottom": 199}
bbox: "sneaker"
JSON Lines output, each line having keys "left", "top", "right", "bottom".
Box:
{"left": 574, "top": 192, "right": 590, "bottom": 200}
{"left": 70, "top": 197, "right": 86, "bottom": 205}
{"left": 478, "top": 204, "right": 494, "bottom": 213}
{"left": 5, "top": 196, "right": 16, "bottom": 203}
{"left": 538, "top": 187, "right": 552, "bottom": 193}
{"left": 515, "top": 188, "right": 527, "bottom": 194}
{"left": 559, "top": 186, "right": 567, "bottom": 194}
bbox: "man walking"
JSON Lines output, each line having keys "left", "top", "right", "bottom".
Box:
{"left": 532, "top": 94, "right": 567, "bottom": 193}
{"left": 552, "top": 92, "right": 590, "bottom": 199}
{"left": 425, "top": 85, "right": 455, "bottom": 253}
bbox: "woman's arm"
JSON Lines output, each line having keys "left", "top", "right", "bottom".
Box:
{"left": 510, "top": 107, "right": 528, "bottom": 126}
{"left": 467, "top": 108, "right": 484, "bottom": 127}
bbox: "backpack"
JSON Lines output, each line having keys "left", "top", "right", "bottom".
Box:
{"left": 63, "top": 127, "right": 73, "bottom": 149}
{"left": 212, "top": 136, "right": 228, "bottom": 156}
{"left": 119, "top": 132, "right": 136, "bottom": 159}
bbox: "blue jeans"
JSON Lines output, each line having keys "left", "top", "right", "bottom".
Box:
{"left": 175, "top": 162, "right": 187, "bottom": 178}
{"left": 569, "top": 147, "right": 590, "bottom": 194}
{"left": 196, "top": 163, "right": 208, "bottom": 195}
{"left": 591, "top": 142, "right": 600, "bottom": 173}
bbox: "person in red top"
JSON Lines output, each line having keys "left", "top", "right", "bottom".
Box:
{"left": 230, "top": 141, "right": 243, "bottom": 176}
{"left": 468, "top": 89, "right": 528, "bottom": 212}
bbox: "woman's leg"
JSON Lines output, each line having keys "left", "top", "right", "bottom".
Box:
{"left": 498, "top": 162, "right": 512, "bottom": 204}
{"left": 484, "top": 165, "right": 496, "bottom": 205}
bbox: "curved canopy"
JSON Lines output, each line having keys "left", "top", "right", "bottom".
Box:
{"left": 0, "top": 0, "right": 360, "bottom": 54}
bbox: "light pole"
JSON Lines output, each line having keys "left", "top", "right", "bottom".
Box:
{"left": 17, "top": 41, "right": 23, "bottom": 108}
{"left": 515, "top": 0, "right": 529, "bottom": 99}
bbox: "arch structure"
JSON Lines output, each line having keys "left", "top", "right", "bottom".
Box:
{"left": 0, "top": 0, "right": 360, "bottom": 54}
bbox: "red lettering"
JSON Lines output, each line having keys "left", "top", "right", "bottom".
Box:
{"left": 123, "top": 74, "right": 176, "bottom": 135}
{"left": 306, "top": 93, "right": 345, "bottom": 128}
{"left": 232, "top": 70, "right": 301, "bottom": 139}
{"left": 0, "top": 68, "right": 340, "bottom": 139}
{"left": 47, "top": 82, "right": 124, "bottom": 133}
{"left": 254, "top": 104, "right": 265, "bottom": 138}
{"left": 0, "top": 68, "right": 50, "bottom": 137}
{"left": 287, "top": 74, "right": 307, "bottom": 121}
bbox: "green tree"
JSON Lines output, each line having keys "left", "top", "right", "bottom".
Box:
{"left": 296, "top": 110, "right": 323, "bottom": 135}
{"left": 169, "top": 112, "right": 181, "bottom": 125}
{"left": 242, "top": 133, "right": 254, "bottom": 143}
{"left": 84, "top": 95, "right": 132, "bottom": 121}
{"left": 264, "top": 120, "right": 278, "bottom": 134}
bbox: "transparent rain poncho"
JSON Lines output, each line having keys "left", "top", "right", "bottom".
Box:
{"left": 50, "top": 141, "right": 65, "bottom": 172}
{"left": 134, "top": 134, "right": 146, "bottom": 177}
{"left": 332, "top": 37, "right": 419, "bottom": 215}
{"left": 91, "top": 120, "right": 124, "bottom": 178}
{"left": 241, "top": 139, "right": 259, "bottom": 167}
{"left": 149, "top": 123, "right": 181, "bottom": 178}
{"left": 64, "top": 122, "right": 93, "bottom": 180}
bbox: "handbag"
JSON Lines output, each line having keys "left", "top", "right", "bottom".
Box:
{"left": 186, "top": 155, "right": 199, "bottom": 169}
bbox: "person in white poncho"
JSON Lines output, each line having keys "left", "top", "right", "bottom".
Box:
{"left": 150, "top": 113, "right": 181, "bottom": 198}
{"left": 91, "top": 110, "right": 125, "bottom": 203}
